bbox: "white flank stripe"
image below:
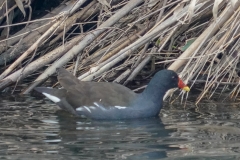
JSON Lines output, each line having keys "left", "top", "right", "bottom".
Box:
{"left": 83, "top": 106, "right": 91, "bottom": 113}
{"left": 42, "top": 92, "right": 60, "bottom": 103}
{"left": 76, "top": 107, "right": 83, "bottom": 111}
{"left": 115, "top": 106, "right": 126, "bottom": 109}
{"left": 93, "top": 102, "right": 100, "bottom": 107}
{"left": 93, "top": 102, "right": 106, "bottom": 110}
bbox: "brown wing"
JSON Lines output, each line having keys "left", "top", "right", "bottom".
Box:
{"left": 57, "top": 68, "right": 137, "bottom": 109}
{"left": 64, "top": 82, "right": 137, "bottom": 109}
{"left": 57, "top": 68, "right": 80, "bottom": 87}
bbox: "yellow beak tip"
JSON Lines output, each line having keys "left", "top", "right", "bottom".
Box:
{"left": 183, "top": 86, "right": 190, "bottom": 92}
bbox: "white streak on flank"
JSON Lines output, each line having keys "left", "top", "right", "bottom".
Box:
{"left": 83, "top": 106, "right": 91, "bottom": 113}
{"left": 115, "top": 106, "right": 126, "bottom": 109}
{"left": 94, "top": 102, "right": 100, "bottom": 107}
{"left": 93, "top": 102, "right": 106, "bottom": 110}
{"left": 42, "top": 92, "right": 60, "bottom": 103}
{"left": 89, "top": 106, "right": 96, "bottom": 109}
{"left": 76, "top": 107, "right": 83, "bottom": 111}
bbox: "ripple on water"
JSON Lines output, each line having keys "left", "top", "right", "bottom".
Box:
{"left": 0, "top": 95, "right": 240, "bottom": 159}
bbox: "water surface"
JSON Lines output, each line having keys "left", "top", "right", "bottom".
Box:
{"left": 0, "top": 95, "right": 240, "bottom": 159}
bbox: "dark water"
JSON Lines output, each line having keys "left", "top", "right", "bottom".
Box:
{"left": 1, "top": 95, "right": 240, "bottom": 160}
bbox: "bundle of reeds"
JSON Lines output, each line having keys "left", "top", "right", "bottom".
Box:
{"left": 0, "top": 0, "right": 239, "bottom": 102}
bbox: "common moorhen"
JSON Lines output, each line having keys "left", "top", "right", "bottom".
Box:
{"left": 35, "top": 68, "right": 189, "bottom": 119}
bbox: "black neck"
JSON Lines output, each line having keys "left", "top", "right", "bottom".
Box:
{"left": 141, "top": 83, "right": 168, "bottom": 104}
{"left": 136, "top": 76, "right": 170, "bottom": 110}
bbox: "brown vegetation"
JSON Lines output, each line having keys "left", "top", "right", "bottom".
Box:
{"left": 0, "top": 0, "right": 240, "bottom": 102}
